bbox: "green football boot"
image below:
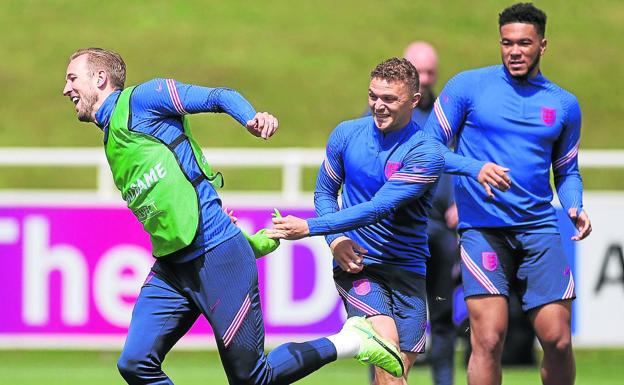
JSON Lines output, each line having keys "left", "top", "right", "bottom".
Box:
{"left": 242, "top": 208, "right": 281, "bottom": 258}
{"left": 343, "top": 316, "right": 404, "bottom": 378}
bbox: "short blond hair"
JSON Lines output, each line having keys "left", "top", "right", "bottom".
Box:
{"left": 69, "top": 47, "right": 126, "bottom": 90}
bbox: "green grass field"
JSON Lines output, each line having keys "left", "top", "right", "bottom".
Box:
{"left": 0, "top": 0, "right": 623, "bottom": 190}
{"left": 1, "top": 349, "right": 622, "bottom": 384}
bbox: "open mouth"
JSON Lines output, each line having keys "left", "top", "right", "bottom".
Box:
{"left": 71, "top": 96, "right": 80, "bottom": 105}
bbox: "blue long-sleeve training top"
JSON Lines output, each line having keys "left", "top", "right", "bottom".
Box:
{"left": 307, "top": 117, "right": 445, "bottom": 275}
{"left": 95, "top": 78, "right": 256, "bottom": 262}
{"left": 423, "top": 65, "right": 584, "bottom": 231}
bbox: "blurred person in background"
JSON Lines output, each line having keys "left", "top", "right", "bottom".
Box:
{"left": 62, "top": 47, "right": 405, "bottom": 385}
{"left": 423, "top": 3, "right": 592, "bottom": 385}
{"left": 268, "top": 57, "right": 445, "bottom": 385}
{"left": 404, "top": 41, "right": 460, "bottom": 385}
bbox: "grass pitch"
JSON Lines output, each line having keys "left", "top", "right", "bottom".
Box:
{"left": 0, "top": 348, "right": 622, "bottom": 384}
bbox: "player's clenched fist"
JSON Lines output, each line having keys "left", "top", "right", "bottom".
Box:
{"left": 246, "top": 111, "right": 278, "bottom": 139}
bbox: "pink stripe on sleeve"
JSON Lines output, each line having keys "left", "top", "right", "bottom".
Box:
{"left": 165, "top": 78, "right": 188, "bottom": 115}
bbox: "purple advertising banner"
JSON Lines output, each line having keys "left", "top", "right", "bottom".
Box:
{"left": 0, "top": 207, "right": 345, "bottom": 344}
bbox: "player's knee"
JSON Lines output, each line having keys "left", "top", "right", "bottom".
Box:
{"left": 226, "top": 367, "right": 257, "bottom": 385}
{"left": 117, "top": 351, "right": 159, "bottom": 380}
{"left": 541, "top": 332, "right": 572, "bottom": 356}
{"left": 471, "top": 330, "right": 505, "bottom": 356}
{"left": 117, "top": 355, "right": 138, "bottom": 380}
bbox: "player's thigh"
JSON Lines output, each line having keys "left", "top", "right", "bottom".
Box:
{"left": 334, "top": 265, "right": 427, "bottom": 352}
{"left": 121, "top": 270, "right": 200, "bottom": 363}
{"left": 377, "top": 266, "right": 428, "bottom": 354}
{"left": 465, "top": 295, "right": 509, "bottom": 348}
{"left": 529, "top": 300, "right": 572, "bottom": 348}
{"left": 186, "top": 233, "right": 267, "bottom": 377}
{"left": 459, "top": 229, "right": 513, "bottom": 298}
{"left": 334, "top": 267, "right": 392, "bottom": 318}
{"left": 368, "top": 314, "right": 401, "bottom": 347}
{"left": 517, "top": 232, "right": 575, "bottom": 311}
{"left": 191, "top": 233, "right": 264, "bottom": 349}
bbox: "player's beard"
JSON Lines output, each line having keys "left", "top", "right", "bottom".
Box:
{"left": 508, "top": 53, "right": 541, "bottom": 81}
{"left": 77, "top": 88, "right": 98, "bottom": 122}
{"left": 417, "top": 86, "right": 435, "bottom": 111}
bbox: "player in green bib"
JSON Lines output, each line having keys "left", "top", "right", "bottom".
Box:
{"left": 63, "top": 47, "right": 405, "bottom": 385}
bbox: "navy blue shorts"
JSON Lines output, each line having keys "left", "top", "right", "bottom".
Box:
{"left": 459, "top": 229, "right": 575, "bottom": 311}
{"left": 334, "top": 264, "right": 427, "bottom": 353}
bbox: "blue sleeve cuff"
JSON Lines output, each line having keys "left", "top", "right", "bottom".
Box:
{"left": 307, "top": 217, "right": 323, "bottom": 236}
{"left": 325, "top": 233, "right": 345, "bottom": 247}
{"left": 466, "top": 160, "right": 486, "bottom": 179}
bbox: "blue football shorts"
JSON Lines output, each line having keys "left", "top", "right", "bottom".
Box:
{"left": 459, "top": 228, "right": 575, "bottom": 311}
{"left": 334, "top": 263, "right": 427, "bottom": 353}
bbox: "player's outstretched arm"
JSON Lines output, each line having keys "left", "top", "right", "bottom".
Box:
{"left": 138, "top": 79, "right": 279, "bottom": 138}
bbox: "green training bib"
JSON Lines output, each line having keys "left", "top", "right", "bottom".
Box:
{"left": 104, "top": 87, "right": 220, "bottom": 257}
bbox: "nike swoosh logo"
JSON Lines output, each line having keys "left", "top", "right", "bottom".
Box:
{"left": 209, "top": 298, "right": 221, "bottom": 313}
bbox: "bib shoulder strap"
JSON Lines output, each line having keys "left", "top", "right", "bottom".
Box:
{"left": 109, "top": 86, "right": 136, "bottom": 132}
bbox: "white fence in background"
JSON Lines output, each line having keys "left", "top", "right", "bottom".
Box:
{"left": 0, "top": 148, "right": 623, "bottom": 206}
{"left": 1, "top": 148, "right": 624, "bottom": 348}
{"left": 0, "top": 147, "right": 325, "bottom": 206}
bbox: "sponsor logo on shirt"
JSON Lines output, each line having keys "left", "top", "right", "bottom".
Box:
{"left": 541, "top": 107, "right": 556, "bottom": 126}
{"left": 384, "top": 161, "right": 402, "bottom": 179}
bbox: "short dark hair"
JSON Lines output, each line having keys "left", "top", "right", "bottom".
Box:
{"left": 499, "top": 3, "right": 547, "bottom": 37}
{"left": 370, "top": 57, "right": 419, "bottom": 94}
{"left": 69, "top": 47, "right": 126, "bottom": 90}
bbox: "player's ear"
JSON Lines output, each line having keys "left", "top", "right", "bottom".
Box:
{"left": 412, "top": 92, "right": 421, "bottom": 109}
{"left": 95, "top": 70, "right": 108, "bottom": 89}
{"left": 539, "top": 38, "right": 547, "bottom": 56}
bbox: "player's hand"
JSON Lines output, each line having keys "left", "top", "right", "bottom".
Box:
{"left": 445, "top": 203, "right": 459, "bottom": 229}
{"left": 265, "top": 215, "right": 310, "bottom": 240}
{"left": 569, "top": 208, "right": 592, "bottom": 241}
{"left": 330, "top": 236, "right": 367, "bottom": 274}
{"left": 223, "top": 207, "right": 238, "bottom": 224}
{"left": 246, "top": 112, "right": 278, "bottom": 140}
{"left": 477, "top": 162, "right": 511, "bottom": 198}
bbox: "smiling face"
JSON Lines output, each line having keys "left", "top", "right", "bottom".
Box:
{"left": 368, "top": 77, "right": 420, "bottom": 133}
{"left": 62, "top": 54, "right": 101, "bottom": 122}
{"left": 500, "top": 22, "right": 546, "bottom": 79}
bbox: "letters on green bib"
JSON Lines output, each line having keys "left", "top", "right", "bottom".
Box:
{"left": 104, "top": 87, "right": 220, "bottom": 257}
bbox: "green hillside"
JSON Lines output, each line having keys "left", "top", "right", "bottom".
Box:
{"left": 0, "top": 0, "right": 622, "bottom": 190}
